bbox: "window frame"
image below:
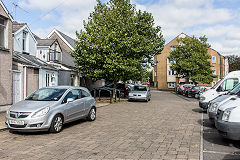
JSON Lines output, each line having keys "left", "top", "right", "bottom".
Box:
{"left": 212, "top": 56, "right": 216, "bottom": 64}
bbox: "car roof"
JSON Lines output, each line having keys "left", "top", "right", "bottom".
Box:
{"left": 43, "top": 86, "right": 89, "bottom": 91}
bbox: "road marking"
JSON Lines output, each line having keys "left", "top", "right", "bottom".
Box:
{"left": 203, "top": 150, "right": 240, "bottom": 155}
{"left": 200, "top": 112, "right": 203, "bottom": 160}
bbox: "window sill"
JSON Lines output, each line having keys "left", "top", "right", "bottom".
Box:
{"left": 0, "top": 46, "right": 10, "bottom": 52}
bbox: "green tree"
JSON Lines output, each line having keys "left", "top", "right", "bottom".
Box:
{"left": 72, "top": 0, "right": 164, "bottom": 89}
{"left": 169, "top": 35, "right": 214, "bottom": 84}
{"left": 228, "top": 55, "right": 240, "bottom": 72}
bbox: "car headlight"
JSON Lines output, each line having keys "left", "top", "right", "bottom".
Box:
{"left": 32, "top": 107, "right": 49, "bottom": 118}
{"left": 209, "top": 102, "right": 219, "bottom": 113}
{"left": 222, "top": 107, "right": 236, "bottom": 122}
{"left": 200, "top": 96, "right": 205, "bottom": 101}
{"left": 6, "top": 109, "right": 10, "bottom": 115}
{"left": 129, "top": 93, "right": 133, "bottom": 96}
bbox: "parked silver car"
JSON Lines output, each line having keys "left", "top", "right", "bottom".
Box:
{"left": 128, "top": 85, "right": 151, "bottom": 102}
{"left": 5, "top": 86, "right": 96, "bottom": 133}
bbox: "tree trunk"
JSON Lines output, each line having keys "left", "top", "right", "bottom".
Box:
{"left": 113, "top": 80, "right": 117, "bottom": 102}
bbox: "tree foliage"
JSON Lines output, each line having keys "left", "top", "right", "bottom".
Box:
{"left": 71, "top": 0, "right": 164, "bottom": 86}
{"left": 228, "top": 55, "right": 240, "bottom": 72}
{"left": 169, "top": 35, "right": 214, "bottom": 84}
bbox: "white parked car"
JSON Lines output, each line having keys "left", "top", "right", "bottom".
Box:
{"left": 199, "top": 71, "right": 240, "bottom": 111}
{"left": 208, "top": 83, "right": 240, "bottom": 123}
{"left": 215, "top": 97, "right": 240, "bottom": 140}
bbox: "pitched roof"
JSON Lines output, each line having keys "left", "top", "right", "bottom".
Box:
{"left": 12, "top": 21, "right": 26, "bottom": 33}
{"left": 33, "top": 33, "right": 41, "bottom": 40}
{"left": 37, "top": 39, "right": 56, "bottom": 46}
{"left": 0, "top": 1, "right": 13, "bottom": 21}
{"left": 13, "top": 52, "right": 58, "bottom": 70}
{"left": 61, "top": 48, "right": 76, "bottom": 68}
{"left": 57, "top": 30, "right": 75, "bottom": 49}
{"left": 47, "top": 29, "right": 75, "bottom": 50}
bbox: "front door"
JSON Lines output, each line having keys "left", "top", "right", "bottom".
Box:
{"left": 12, "top": 71, "right": 21, "bottom": 104}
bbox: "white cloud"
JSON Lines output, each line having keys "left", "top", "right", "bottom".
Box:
{"left": 19, "top": 0, "right": 240, "bottom": 55}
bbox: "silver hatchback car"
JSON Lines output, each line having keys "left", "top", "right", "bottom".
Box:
{"left": 128, "top": 85, "right": 151, "bottom": 102}
{"left": 5, "top": 86, "right": 96, "bottom": 133}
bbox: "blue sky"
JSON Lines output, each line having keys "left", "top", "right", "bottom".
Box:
{"left": 3, "top": 0, "right": 240, "bottom": 56}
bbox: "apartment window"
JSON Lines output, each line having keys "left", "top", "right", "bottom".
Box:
{"left": 0, "top": 17, "right": 6, "bottom": 47}
{"left": 168, "top": 82, "right": 175, "bottom": 88}
{"left": 170, "top": 46, "right": 176, "bottom": 51}
{"left": 154, "top": 59, "right": 157, "bottom": 66}
{"left": 212, "top": 56, "right": 216, "bottom": 63}
{"left": 212, "top": 69, "right": 216, "bottom": 75}
{"left": 22, "top": 31, "right": 27, "bottom": 51}
{"left": 168, "top": 70, "right": 175, "bottom": 76}
{"left": 212, "top": 81, "right": 216, "bottom": 87}
{"left": 154, "top": 71, "right": 157, "bottom": 77}
{"left": 167, "top": 57, "right": 175, "bottom": 64}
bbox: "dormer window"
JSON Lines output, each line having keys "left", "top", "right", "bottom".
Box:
{"left": 0, "top": 17, "right": 6, "bottom": 48}
{"left": 22, "top": 31, "right": 27, "bottom": 51}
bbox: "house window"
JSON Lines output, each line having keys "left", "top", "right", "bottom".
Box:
{"left": 154, "top": 59, "right": 157, "bottom": 66}
{"left": 22, "top": 31, "right": 27, "bottom": 51}
{"left": 212, "top": 56, "right": 216, "bottom": 63}
{"left": 0, "top": 17, "right": 6, "bottom": 48}
{"left": 168, "top": 82, "right": 175, "bottom": 88}
{"left": 46, "top": 73, "right": 50, "bottom": 87}
{"left": 212, "top": 69, "right": 216, "bottom": 75}
{"left": 46, "top": 72, "right": 56, "bottom": 87}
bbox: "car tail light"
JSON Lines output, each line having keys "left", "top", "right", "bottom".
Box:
{"left": 191, "top": 89, "right": 195, "bottom": 91}
{"left": 186, "top": 88, "right": 189, "bottom": 91}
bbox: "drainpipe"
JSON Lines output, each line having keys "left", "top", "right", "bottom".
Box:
{"left": 24, "top": 66, "right": 27, "bottom": 99}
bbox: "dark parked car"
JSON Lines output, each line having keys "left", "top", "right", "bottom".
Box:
{"left": 92, "top": 82, "right": 129, "bottom": 98}
{"left": 187, "top": 86, "right": 200, "bottom": 98}
{"left": 183, "top": 84, "right": 195, "bottom": 96}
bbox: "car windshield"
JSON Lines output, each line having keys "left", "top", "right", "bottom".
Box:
{"left": 211, "top": 79, "right": 223, "bottom": 89}
{"left": 133, "top": 86, "right": 147, "bottom": 91}
{"left": 25, "top": 88, "right": 67, "bottom": 101}
{"left": 229, "top": 83, "right": 240, "bottom": 95}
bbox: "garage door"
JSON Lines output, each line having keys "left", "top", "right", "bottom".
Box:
{"left": 13, "top": 71, "right": 21, "bottom": 104}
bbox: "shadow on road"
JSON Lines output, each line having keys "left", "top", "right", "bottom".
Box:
{"left": 192, "top": 108, "right": 204, "bottom": 113}
{"left": 223, "top": 152, "right": 240, "bottom": 160}
{"left": 8, "top": 119, "right": 87, "bottom": 135}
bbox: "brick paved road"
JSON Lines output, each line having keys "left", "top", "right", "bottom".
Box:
{"left": 0, "top": 91, "right": 201, "bottom": 160}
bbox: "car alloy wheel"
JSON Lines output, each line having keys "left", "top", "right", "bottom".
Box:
{"left": 50, "top": 114, "right": 63, "bottom": 133}
{"left": 88, "top": 108, "right": 96, "bottom": 121}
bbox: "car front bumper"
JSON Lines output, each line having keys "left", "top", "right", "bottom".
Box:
{"left": 128, "top": 95, "right": 148, "bottom": 101}
{"left": 5, "top": 115, "right": 52, "bottom": 131}
{"left": 215, "top": 120, "right": 240, "bottom": 140}
{"left": 199, "top": 101, "right": 209, "bottom": 110}
{"left": 208, "top": 111, "right": 217, "bottom": 122}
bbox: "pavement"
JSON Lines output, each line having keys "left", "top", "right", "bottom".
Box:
{"left": 0, "top": 102, "right": 110, "bottom": 131}
{"left": 0, "top": 91, "right": 201, "bottom": 160}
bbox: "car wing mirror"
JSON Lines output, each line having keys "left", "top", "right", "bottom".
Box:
{"left": 67, "top": 98, "right": 74, "bottom": 103}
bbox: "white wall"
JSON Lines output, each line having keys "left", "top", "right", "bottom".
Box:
{"left": 14, "top": 26, "right": 37, "bottom": 56}
{"left": 37, "top": 47, "right": 49, "bottom": 62}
